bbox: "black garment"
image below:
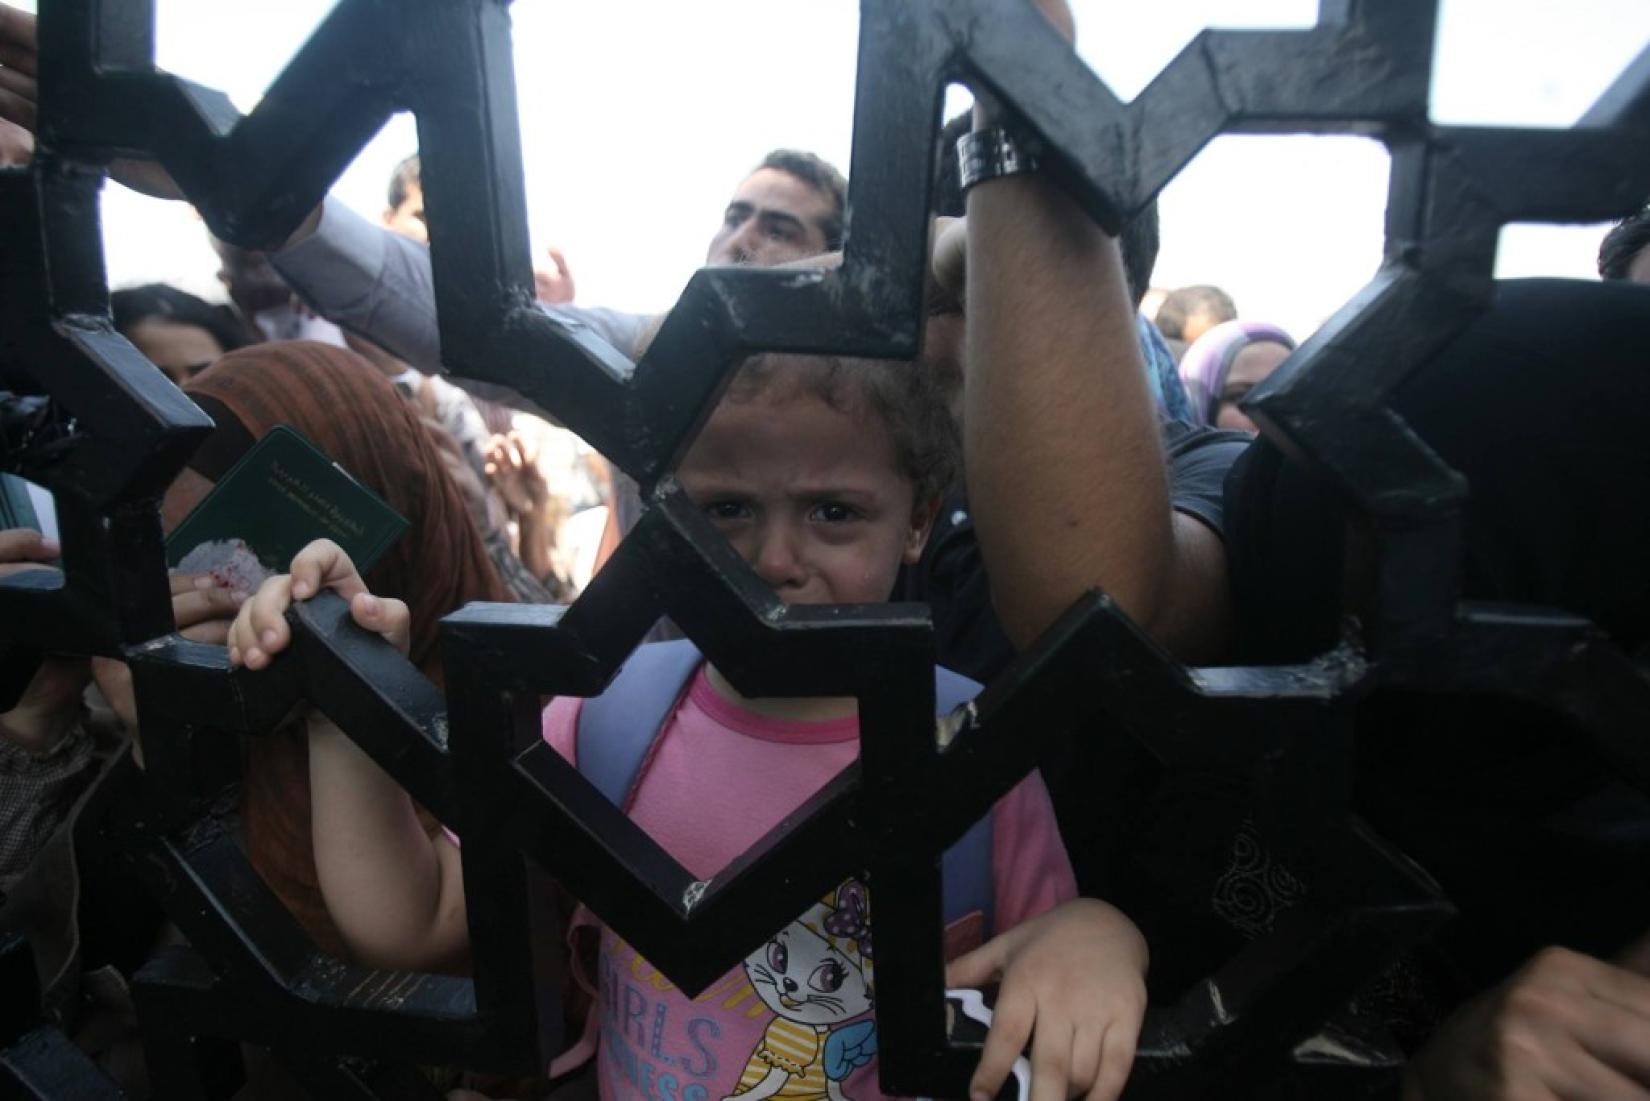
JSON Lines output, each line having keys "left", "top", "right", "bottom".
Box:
{"left": 1224, "top": 278, "right": 1650, "bottom": 996}
{"left": 1226, "top": 277, "right": 1650, "bottom": 662}
{"left": 900, "top": 419, "right": 1251, "bottom": 684}
{"left": 899, "top": 420, "right": 1253, "bottom": 957}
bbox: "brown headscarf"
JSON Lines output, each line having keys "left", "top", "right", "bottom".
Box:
{"left": 185, "top": 341, "right": 510, "bottom": 956}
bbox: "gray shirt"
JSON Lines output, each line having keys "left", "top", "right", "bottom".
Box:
{"left": 274, "top": 198, "right": 656, "bottom": 572}
{"left": 272, "top": 198, "right": 655, "bottom": 398}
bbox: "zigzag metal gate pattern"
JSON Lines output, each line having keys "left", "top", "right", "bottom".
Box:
{"left": 2, "top": 0, "right": 1648, "bottom": 1097}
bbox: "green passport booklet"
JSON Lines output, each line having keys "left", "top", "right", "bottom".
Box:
{"left": 166, "top": 425, "right": 408, "bottom": 590}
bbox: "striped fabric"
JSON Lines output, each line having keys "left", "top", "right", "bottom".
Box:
{"left": 735, "top": 1018, "right": 829, "bottom": 1098}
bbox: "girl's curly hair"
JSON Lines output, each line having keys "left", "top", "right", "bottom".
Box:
{"left": 724, "top": 352, "right": 960, "bottom": 505}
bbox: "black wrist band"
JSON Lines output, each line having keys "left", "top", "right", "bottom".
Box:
{"left": 956, "top": 127, "right": 1042, "bottom": 193}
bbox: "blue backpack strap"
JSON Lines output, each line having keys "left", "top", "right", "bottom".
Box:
{"left": 579, "top": 650, "right": 997, "bottom": 932}
{"left": 577, "top": 639, "right": 704, "bottom": 807}
{"left": 935, "top": 667, "right": 996, "bottom": 935}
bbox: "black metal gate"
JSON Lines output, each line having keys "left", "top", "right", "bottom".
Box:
{"left": 3, "top": 2, "right": 1648, "bottom": 1097}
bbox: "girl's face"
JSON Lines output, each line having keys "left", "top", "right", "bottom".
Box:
{"left": 677, "top": 387, "right": 935, "bottom": 607}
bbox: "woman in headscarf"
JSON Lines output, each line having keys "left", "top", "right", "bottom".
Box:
{"left": 0, "top": 341, "right": 512, "bottom": 1095}
{"left": 1177, "top": 319, "right": 1296, "bottom": 432}
{"left": 179, "top": 341, "right": 512, "bottom": 957}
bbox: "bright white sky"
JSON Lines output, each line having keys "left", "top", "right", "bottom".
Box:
{"left": 16, "top": 0, "right": 1650, "bottom": 343}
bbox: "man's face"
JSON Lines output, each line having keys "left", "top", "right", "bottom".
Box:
{"left": 705, "top": 168, "right": 835, "bottom": 268}
{"left": 384, "top": 183, "right": 427, "bottom": 244}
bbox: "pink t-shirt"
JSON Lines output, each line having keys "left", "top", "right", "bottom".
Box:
{"left": 543, "top": 664, "right": 1075, "bottom": 1101}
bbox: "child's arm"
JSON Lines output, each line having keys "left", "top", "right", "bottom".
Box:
{"left": 229, "top": 540, "right": 469, "bottom": 971}
{"left": 947, "top": 898, "right": 1148, "bottom": 1101}
{"left": 307, "top": 712, "right": 469, "bottom": 971}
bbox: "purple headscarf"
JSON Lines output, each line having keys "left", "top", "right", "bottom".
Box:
{"left": 1177, "top": 319, "right": 1296, "bottom": 426}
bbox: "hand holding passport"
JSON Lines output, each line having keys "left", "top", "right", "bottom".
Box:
{"left": 93, "top": 426, "right": 408, "bottom": 729}
{"left": 167, "top": 425, "right": 407, "bottom": 589}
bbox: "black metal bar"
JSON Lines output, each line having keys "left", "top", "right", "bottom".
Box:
{"left": 5, "top": 1, "right": 1649, "bottom": 1097}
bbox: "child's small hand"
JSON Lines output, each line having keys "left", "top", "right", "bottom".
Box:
{"left": 227, "top": 539, "right": 410, "bottom": 669}
{"left": 947, "top": 899, "right": 1148, "bottom": 1101}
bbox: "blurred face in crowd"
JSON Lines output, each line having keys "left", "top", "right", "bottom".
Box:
{"left": 384, "top": 183, "right": 428, "bottom": 244}
{"left": 126, "top": 319, "right": 228, "bottom": 388}
{"left": 1215, "top": 341, "right": 1293, "bottom": 432}
{"left": 706, "top": 168, "right": 835, "bottom": 267}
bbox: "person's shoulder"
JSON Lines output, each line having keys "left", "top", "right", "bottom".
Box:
{"left": 1160, "top": 419, "right": 1253, "bottom": 498}
{"left": 1161, "top": 418, "right": 1253, "bottom": 458}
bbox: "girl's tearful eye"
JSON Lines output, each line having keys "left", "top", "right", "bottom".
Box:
{"left": 810, "top": 501, "right": 858, "bottom": 523}
{"left": 703, "top": 500, "right": 751, "bottom": 523}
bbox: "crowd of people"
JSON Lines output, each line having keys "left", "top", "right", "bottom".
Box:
{"left": 3, "top": 2, "right": 1650, "bottom": 1100}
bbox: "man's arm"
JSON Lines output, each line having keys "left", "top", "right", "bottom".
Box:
{"left": 275, "top": 199, "right": 657, "bottom": 387}
{"left": 959, "top": 0, "right": 1233, "bottom": 662}
{"left": 274, "top": 198, "right": 447, "bottom": 373}
{"left": 1404, "top": 937, "right": 1650, "bottom": 1100}
{"left": 0, "top": 10, "right": 451, "bottom": 371}
{"left": 963, "top": 164, "right": 1232, "bottom": 661}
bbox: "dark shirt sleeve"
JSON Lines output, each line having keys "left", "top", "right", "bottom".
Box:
{"left": 902, "top": 421, "right": 1250, "bottom": 684}
{"left": 1161, "top": 420, "right": 1253, "bottom": 540}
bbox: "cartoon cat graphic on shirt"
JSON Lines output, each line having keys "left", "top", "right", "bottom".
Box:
{"left": 723, "top": 879, "right": 877, "bottom": 1101}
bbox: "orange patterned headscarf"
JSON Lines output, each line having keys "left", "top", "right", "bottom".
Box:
{"left": 185, "top": 341, "right": 510, "bottom": 958}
